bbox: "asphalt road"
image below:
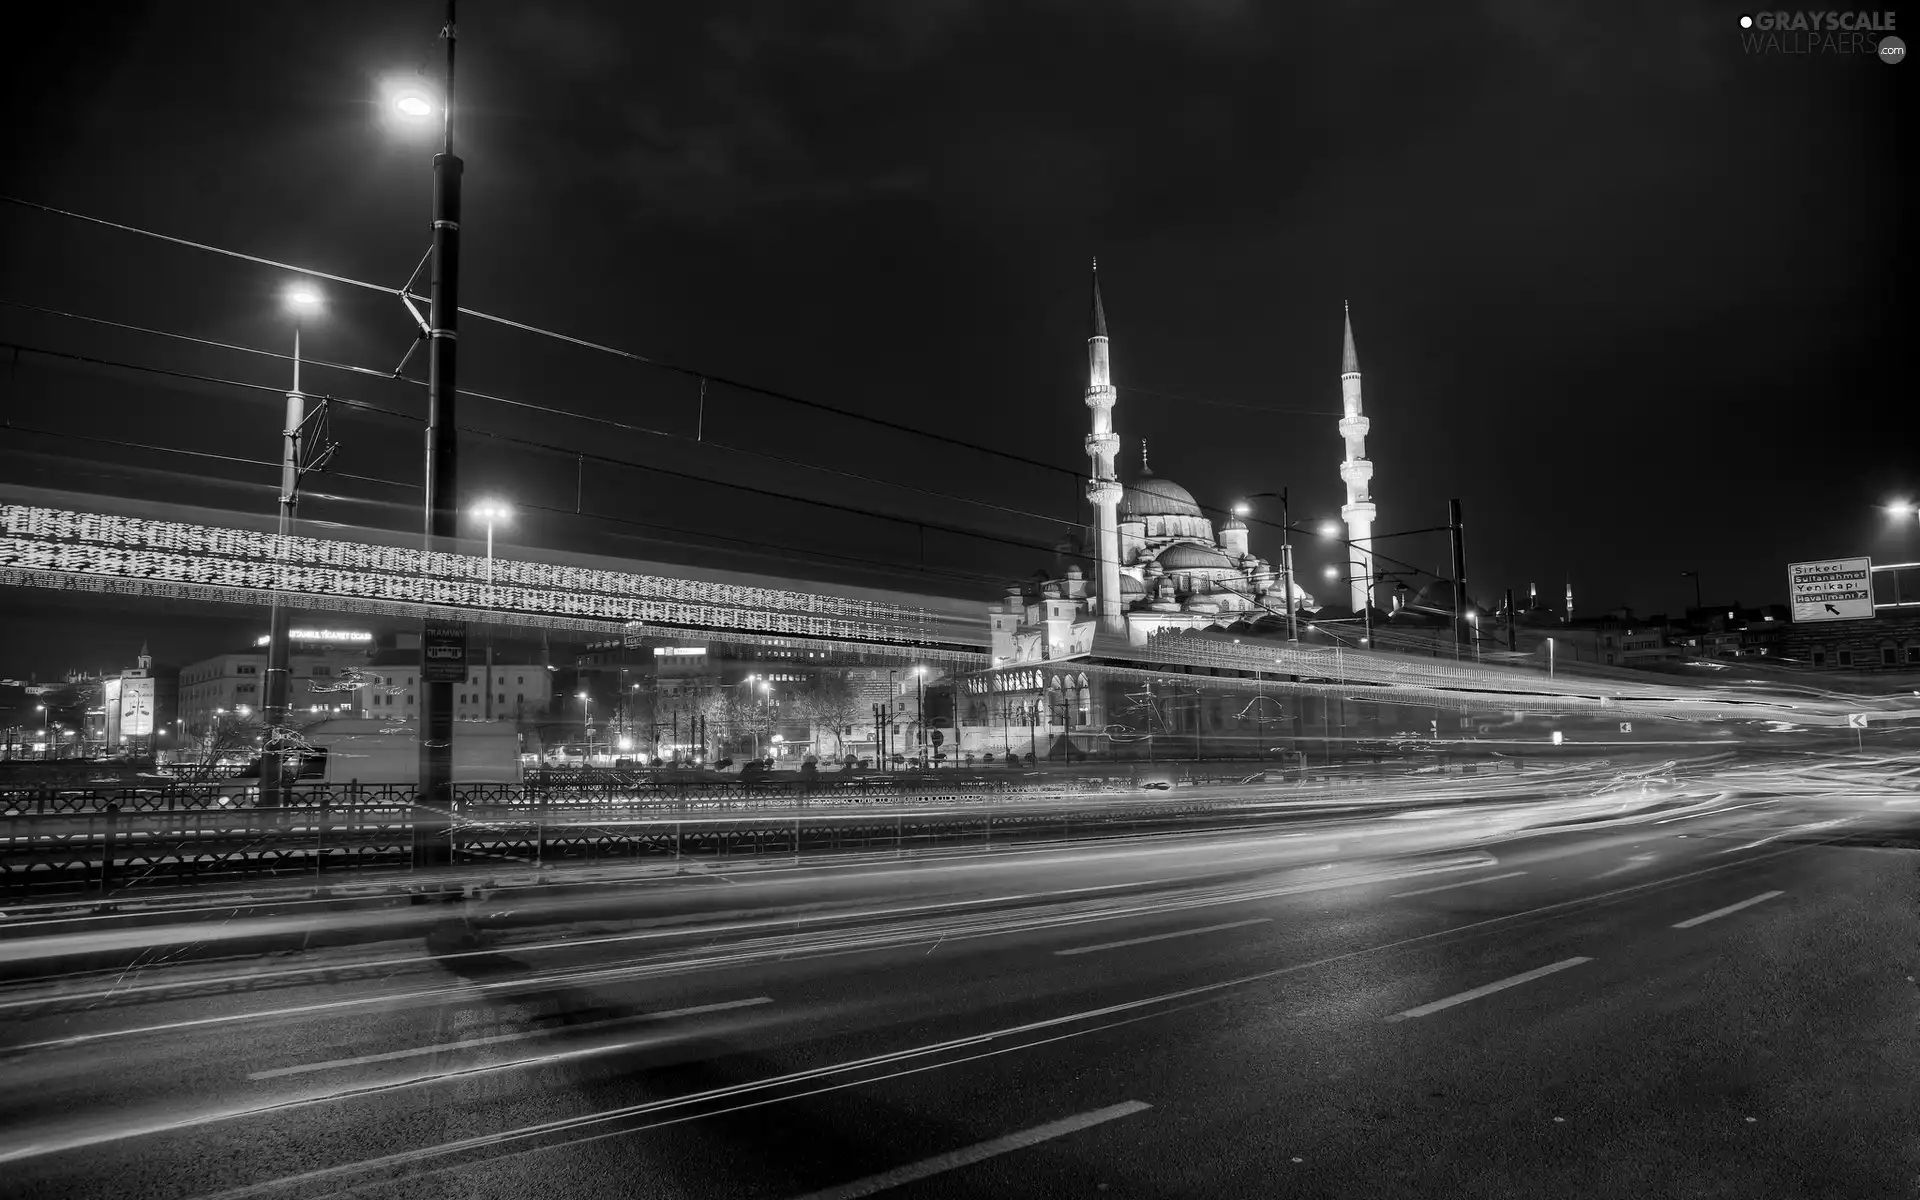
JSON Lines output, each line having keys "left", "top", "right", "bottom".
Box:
{"left": 1, "top": 759, "right": 1915, "bottom": 1200}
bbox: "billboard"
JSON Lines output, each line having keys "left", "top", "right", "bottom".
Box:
{"left": 1787, "top": 558, "right": 1875, "bottom": 623}
{"left": 120, "top": 677, "right": 156, "bottom": 738}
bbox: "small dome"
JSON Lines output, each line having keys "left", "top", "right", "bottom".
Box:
{"left": 1120, "top": 574, "right": 1147, "bottom": 594}
{"left": 1156, "top": 543, "right": 1238, "bottom": 571}
{"left": 1220, "top": 514, "right": 1247, "bottom": 532}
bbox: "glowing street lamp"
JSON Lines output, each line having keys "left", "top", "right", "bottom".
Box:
{"left": 1236, "top": 491, "right": 1298, "bottom": 642}
{"left": 263, "top": 283, "right": 324, "bottom": 807}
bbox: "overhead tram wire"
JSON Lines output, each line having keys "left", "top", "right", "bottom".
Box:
{"left": 0, "top": 300, "right": 1080, "bottom": 531}
{"left": 0, "top": 339, "right": 1076, "bottom": 562}
{"left": 1, "top": 200, "right": 1381, "bottom": 568}
{"left": 0, "top": 196, "right": 1091, "bottom": 484}
{"left": 0, "top": 200, "right": 1352, "bottom": 563}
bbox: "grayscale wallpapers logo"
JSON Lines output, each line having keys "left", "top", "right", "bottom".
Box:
{"left": 1737, "top": 11, "right": 1905, "bottom": 60}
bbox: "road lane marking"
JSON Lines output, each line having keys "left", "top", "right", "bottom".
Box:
{"left": 1384, "top": 957, "right": 1592, "bottom": 1023}
{"left": 789, "top": 1101, "right": 1152, "bottom": 1199}
{"left": 1672, "top": 891, "right": 1783, "bottom": 929}
{"left": 245, "top": 996, "right": 773, "bottom": 1080}
{"left": 1053, "top": 919, "right": 1271, "bottom": 957}
{"left": 1653, "top": 798, "right": 1774, "bottom": 824}
{"left": 1388, "top": 872, "right": 1526, "bottom": 899}
{"left": 2, "top": 855, "right": 1497, "bottom": 1053}
{"left": 1714, "top": 818, "right": 1850, "bottom": 854}
{"left": 0, "top": 834, "right": 1852, "bottom": 1168}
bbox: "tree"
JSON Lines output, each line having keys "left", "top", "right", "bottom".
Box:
{"left": 794, "top": 671, "right": 861, "bottom": 759}
{"left": 174, "top": 711, "right": 269, "bottom": 784}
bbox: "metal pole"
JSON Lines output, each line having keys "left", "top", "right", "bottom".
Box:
{"left": 416, "top": 0, "right": 462, "bottom": 869}
{"left": 1281, "top": 489, "right": 1298, "bottom": 643}
{"left": 1448, "top": 498, "right": 1466, "bottom": 661}
{"left": 483, "top": 518, "right": 494, "bottom": 721}
{"left": 1505, "top": 588, "right": 1517, "bottom": 652}
{"left": 261, "top": 316, "right": 305, "bottom": 810}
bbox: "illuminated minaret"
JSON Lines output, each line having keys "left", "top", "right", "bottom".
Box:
{"left": 1084, "top": 260, "right": 1124, "bottom": 635}
{"left": 1338, "top": 303, "right": 1377, "bottom": 613}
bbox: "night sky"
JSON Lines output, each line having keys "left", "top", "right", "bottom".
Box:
{"left": 2, "top": 1, "right": 1911, "bottom": 679}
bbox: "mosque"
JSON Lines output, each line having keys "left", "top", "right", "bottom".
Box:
{"left": 964, "top": 265, "right": 1383, "bottom": 755}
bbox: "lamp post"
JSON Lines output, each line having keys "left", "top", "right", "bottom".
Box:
{"left": 1547, "top": 637, "right": 1556, "bottom": 681}
{"left": 576, "top": 691, "right": 591, "bottom": 763}
{"left": 391, "top": 3, "right": 464, "bottom": 868}
{"left": 260, "top": 284, "right": 323, "bottom": 809}
{"left": 470, "top": 500, "right": 509, "bottom": 720}
{"left": 1680, "top": 570, "right": 1702, "bottom": 614}
{"left": 1237, "top": 491, "right": 1296, "bottom": 642}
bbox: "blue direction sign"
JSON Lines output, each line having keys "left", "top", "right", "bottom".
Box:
{"left": 1787, "top": 558, "right": 1875, "bottom": 622}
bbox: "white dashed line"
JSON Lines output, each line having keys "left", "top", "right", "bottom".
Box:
{"left": 1385, "top": 957, "right": 1592, "bottom": 1023}
{"left": 1388, "top": 871, "right": 1526, "bottom": 898}
{"left": 790, "top": 1101, "right": 1152, "bottom": 1199}
{"left": 246, "top": 996, "right": 772, "bottom": 1080}
{"left": 1672, "top": 891, "right": 1783, "bottom": 929}
{"left": 1054, "top": 918, "right": 1271, "bottom": 957}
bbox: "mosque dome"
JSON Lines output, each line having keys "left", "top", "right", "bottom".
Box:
{"left": 1156, "top": 543, "right": 1238, "bottom": 571}
{"left": 1220, "top": 514, "right": 1248, "bottom": 532}
{"left": 1124, "top": 476, "right": 1205, "bottom": 518}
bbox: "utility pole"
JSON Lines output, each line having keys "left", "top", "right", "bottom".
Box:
{"left": 261, "top": 294, "right": 314, "bottom": 809}
{"left": 1448, "top": 498, "right": 1467, "bottom": 660}
{"left": 1505, "top": 588, "right": 1517, "bottom": 651}
{"left": 416, "top": 0, "right": 463, "bottom": 869}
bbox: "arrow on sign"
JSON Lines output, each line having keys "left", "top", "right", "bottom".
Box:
{"left": 1824, "top": 603, "right": 1840, "bottom": 615}
{"left": 1847, "top": 713, "right": 1869, "bottom": 729}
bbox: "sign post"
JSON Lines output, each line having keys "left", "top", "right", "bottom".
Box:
{"left": 1787, "top": 558, "right": 1875, "bottom": 623}
{"left": 423, "top": 621, "right": 468, "bottom": 683}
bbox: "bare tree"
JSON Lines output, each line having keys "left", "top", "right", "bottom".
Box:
{"left": 794, "top": 671, "right": 861, "bottom": 759}
{"left": 174, "top": 711, "right": 269, "bottom": 784}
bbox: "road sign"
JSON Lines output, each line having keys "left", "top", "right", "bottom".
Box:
{"left": 1847, "top": 713, "right": 1869, "bottom": 729}
{"left": 422, "top": 620, "right": 468, "bottom": 682}
{"left": 1619, "top": 722, "right": 1633, "bottom": 733}
{"left": 930, "top": 730, "right": 945, "bottom": 747}
{"left": 1788, "top": 557, "right": 1875, "bottom": 622}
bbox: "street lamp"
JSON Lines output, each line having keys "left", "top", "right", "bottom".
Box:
{"left": 261, "top": 284, "right": 323, "bottom": 807}
{"left": 387, "top": 4, "right": 465, "bottom": 870}
{"left": 1237, "top": 491, "right": 1298, "bottom": 643}
{"left": 576, "top": 691, "right": 591, "bottom": 762}
{"left": 470, "top": 499, "right": 510, "bottom": 720}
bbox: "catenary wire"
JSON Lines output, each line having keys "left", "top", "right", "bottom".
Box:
{"left": 0, "top": 340, "right": 1072, "bottom": 560}
{"left": 0, "top": 299, "right": 1079, "bottom": 529}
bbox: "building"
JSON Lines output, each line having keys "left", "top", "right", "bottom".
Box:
{"left": 1777, "top": 609, "right": 1920, "bottom": 671}
{"left": 361, "top": 632, "right": 551, "bottom": 723}
{"left": 179, "top": 632, "right": 372, "bottom": 736}
{"left": 1051, "top": 264, "right": 1325, "bottom": 651}
{"left": 102, "top": 643, "right": 179, "bottom": 755}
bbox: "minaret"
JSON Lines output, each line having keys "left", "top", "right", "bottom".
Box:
{"left": 1084, "top": 260, "right": 1124, "bottom": 636}
{"left": 1337, "top": 302, "right": 1377, "bottom": 613}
